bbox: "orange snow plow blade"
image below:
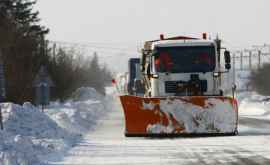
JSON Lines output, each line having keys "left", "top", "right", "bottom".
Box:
{"left": 120, "top": 96, "right": 238, "bottom": 137}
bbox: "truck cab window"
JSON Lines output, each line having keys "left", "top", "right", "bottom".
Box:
{"left": 155, "top": 46, "right": 215, "bottom": 73}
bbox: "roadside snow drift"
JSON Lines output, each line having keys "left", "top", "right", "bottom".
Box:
{"left": 0, "top": 87, "right": 109, "bottom": 164}
{"left": 0, "top": 131, "right": 40, "bottom": 165}
{"left": 2, "top": 102, "right": 72, "bottom": 139}
{"left": 47, "top": 99, "right": 106, "bottom": 135}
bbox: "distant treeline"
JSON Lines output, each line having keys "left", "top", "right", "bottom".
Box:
{"left": 48, "top": 49, "right": 112, "bottom": 99}
{"left": 0, "top": 0, "right": 112, "bottom": 103}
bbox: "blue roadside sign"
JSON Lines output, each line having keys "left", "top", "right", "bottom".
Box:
{"left": 36, "top": 83, "right": 50, "bottom": 106}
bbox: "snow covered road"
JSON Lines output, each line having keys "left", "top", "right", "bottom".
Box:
{"left": 47, "top": 93, "right": 270, "bottom": 165}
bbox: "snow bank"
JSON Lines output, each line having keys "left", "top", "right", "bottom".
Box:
{"left": 46, "top": 99, "right": 106, "bottom": 135}
{"left": 238, "top": 92, "right": 270, "bottom": 118}
{"left": 0, "top": 102, "right": 77, "bottom": 164}
{"left": 0, "top": 87, "right": 109, "bottom": 164}
{"left": 236, "top": 91, "right": 270, "bottom": 135}
{"left": 0, "top": 131, "right": 40, "bottom": 165}
{"left": 44, "top": 87, "right": 107, "bottom": 135}
{"left": 2, "top": 102, "right": 72, "bottom": 139}
{"left": 71, "top": 87, "right": 103, "bottom": 101}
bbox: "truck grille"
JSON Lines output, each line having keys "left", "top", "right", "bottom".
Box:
{"left": 165, "top": 81, "right": 183, "bottom": 93}
{"left": 165, "top": 80, "right": 208, "bottom": 94}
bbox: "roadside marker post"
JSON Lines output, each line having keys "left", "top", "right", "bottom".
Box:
{"left": 33, "top": 66, "right": 55, "bottom": 112}
{"left": 0, "top": 50, "right": 6, "bottom": 130}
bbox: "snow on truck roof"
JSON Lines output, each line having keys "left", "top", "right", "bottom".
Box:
{"left": 152, "top": 40, "right": 215, "bottom": 49}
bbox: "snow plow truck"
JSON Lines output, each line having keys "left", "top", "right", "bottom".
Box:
{"left": 119, "top": 34, "right": 238, "bottom": 137}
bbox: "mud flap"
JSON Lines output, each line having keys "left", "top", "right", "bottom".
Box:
{"left": 119, "top": 96, "right": 238, "bottom": 136}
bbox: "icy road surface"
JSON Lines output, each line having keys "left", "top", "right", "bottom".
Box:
{"left": 48, "top": 94, "right": 270, "bottom": 165}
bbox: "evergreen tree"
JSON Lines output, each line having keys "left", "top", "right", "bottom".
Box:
{"left": 0, "top": 0, "right": 113, "bottom": 102}
{"left": 88, "top": 52, "right": 105, "bottom": 94}
{"left": 0, "top": 0, "right": 49, "bottom": 103}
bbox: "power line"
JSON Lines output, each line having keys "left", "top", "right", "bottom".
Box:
{"left": 48, "top": 41, "right": 141, "bottom": 58}
{"left": 232, "top": 44, "right": 270, "bottom": 71}
{"left": 49, "top": 40, "right": 141, "bottom": 53}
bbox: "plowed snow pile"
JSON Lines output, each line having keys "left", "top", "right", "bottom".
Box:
{"left": 0, "top": 87, "right": 108, "bottom": 164}
{"left": 238, "top": 91, "right": 270, "bottom": 134}
{"left": 238, "top": 92, "right": 270, "bottom": 117}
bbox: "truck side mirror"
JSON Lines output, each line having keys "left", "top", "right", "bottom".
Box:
{"left": 224, "top": 50, "right": 231, "bottom": 70}
{"left": 225, "top": 63, "right": 231, "bottom": 70}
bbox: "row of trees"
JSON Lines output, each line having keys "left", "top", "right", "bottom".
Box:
{"left": 48, "top": 49, "right": 112, "bottom": 99}
{"left": 0, "top": 0, "right": 112, "bottom": 103}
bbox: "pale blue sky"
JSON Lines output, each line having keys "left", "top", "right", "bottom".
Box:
{"left": 35, "top": 0, "right": 270, "bottom": 71}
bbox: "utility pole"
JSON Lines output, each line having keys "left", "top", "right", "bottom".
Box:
{"left": 53, "top": 43, "right": 56, "bottom": 64}
{"left": 258, "top": 50, "right": 261, "bottom": 69}
{"left": 243, "top": 49, "right": 254, "bottom": 70}
{"left": 240, "top": 51, "right": 243, "bottom": 71}
{"left": 0, "top": 49, "right": 4, "bottom": 130}
{"left": 248, "top": 51, "right": 252, "bottom": 70}
{"left": 252, "top": 45, "right": 269, "bottom": 69}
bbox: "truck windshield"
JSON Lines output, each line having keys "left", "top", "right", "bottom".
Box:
{"left": 154, "top": 46, "right": 216, "bottom": 73}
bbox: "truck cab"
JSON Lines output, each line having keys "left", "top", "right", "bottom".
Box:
{"left": 141, "top": 35, "right": 232, "bottom": 97}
